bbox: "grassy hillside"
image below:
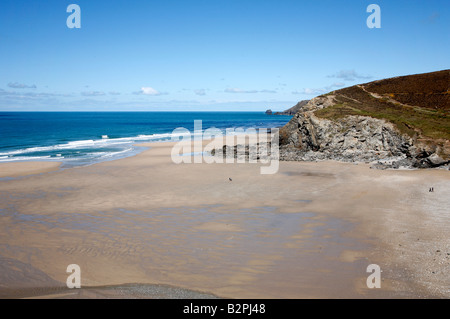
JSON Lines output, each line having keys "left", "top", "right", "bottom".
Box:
{"left": 314, "top": 70, "right": 449, "bottom": 140}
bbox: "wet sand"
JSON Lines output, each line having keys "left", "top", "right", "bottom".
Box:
{"left": 0, "top": 161, "right": 61, "bottom": 178}
{"left": 0, "top": 141, "right": 448, "bottom": 298}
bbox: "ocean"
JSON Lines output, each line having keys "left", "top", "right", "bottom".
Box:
{"left": 0, "top": 112, "right": 292, "bottom": 167}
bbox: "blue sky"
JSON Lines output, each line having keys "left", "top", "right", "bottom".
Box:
{"left": 0, "top": 0, "right": 448, "bottom": 111}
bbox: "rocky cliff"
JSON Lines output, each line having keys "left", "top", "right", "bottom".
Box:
{"left": 279, "top": 70, "right": 450, "bottom": 169}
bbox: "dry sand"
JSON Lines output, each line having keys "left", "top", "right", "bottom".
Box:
{"left": 0, "top": 141, "right": 448, "bottom": 298}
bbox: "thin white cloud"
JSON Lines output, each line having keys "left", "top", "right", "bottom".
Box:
{"left": 260, "top": 89, "right": 277, "bottom": 94}
{"left": 292, "top": 88, "right": 326, "bottom": 95}
{"left": 292, "top": 82, "right": 346, "bottom": 95}
{"left": 0, "top": 89, "right": 70, "bottom": 98}
{"left": 134, "top": 87, "right": 167, "bottom": 96}
{"left": 225, "top": 88, "right": 277, "bottom": 94}
{"left": 225, "top": 88, "right": 258, "bottom": 94}
{"left": 0, "top": 89, "right": 74, "bottom": 108}
{"left": 194, "top": 89, "right": 206, "bottom": 96}
{"left": 141, "top": 87, "right": 160, "bottom": 95}
{"left": 328, "top": 82, "right": 345, "bottom": 90}
{"left": 8, "top": 82, "right": 37, "bottom": 89}
{"left": 109, "top": 91, "right": 121, "bottom": 95}
{"left": 81, "top": 91, "right": 105, "bottom": 97}
{"left": 328, "top": 70, "right": 372, "bottom": 82}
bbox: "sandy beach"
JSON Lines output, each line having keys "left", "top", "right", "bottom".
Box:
{"left": 0, "top": 162, "right": 61, "bottom": 178}
{"left": 0, "top": 141, "right": 448, "bottom": 298}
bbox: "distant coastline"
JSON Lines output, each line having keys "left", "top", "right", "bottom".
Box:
{"left": 265, "top": 100, "right": 309, "bottom": 116}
